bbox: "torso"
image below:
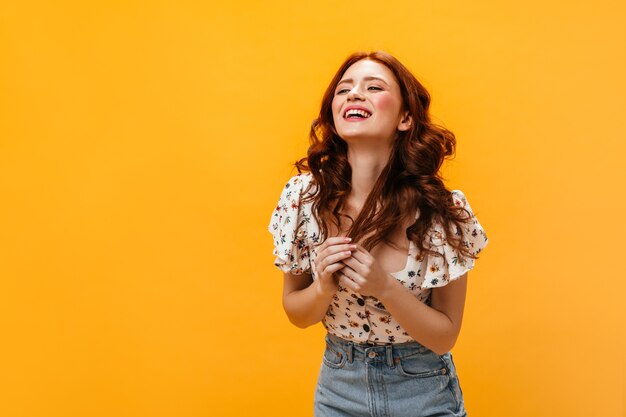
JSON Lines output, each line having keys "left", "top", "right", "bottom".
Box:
{"left": 288, "top": 173, "right": 438, "bottom": 344}
{"left": 369, "top": 225, "right": 412, "bottom": 274}
{"left": 329, "top": 200, "right": 414, "bottom": 274}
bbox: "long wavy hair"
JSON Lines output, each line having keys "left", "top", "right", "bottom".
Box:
{"left": 296, "top": 51, "right": 478, "bottom": 261}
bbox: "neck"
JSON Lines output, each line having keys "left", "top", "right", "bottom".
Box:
{"left": 346, "top": 144, "right": 392, "bottom": 210}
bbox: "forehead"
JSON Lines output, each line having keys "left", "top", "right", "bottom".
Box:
{"left": 339, "top": 59, "right": 397, "bottom": 85}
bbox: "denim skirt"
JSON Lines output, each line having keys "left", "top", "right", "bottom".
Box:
{"left": 314, "top": 333, "right": 467, "bottom": 417}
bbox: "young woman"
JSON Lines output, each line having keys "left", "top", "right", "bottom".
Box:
{"left": 268, "top": 51, "right": 488, "bottom": 417}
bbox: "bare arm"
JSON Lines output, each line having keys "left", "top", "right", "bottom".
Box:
{"left": 376, "top": 273, "right": 467, "bottom": 355}
{"left": 282, "top": 272, "right": 334, "bottom": 328}
{"left": 339, "top": 244, "right": 468, "bottom": 355}
{"left": 281, "top": 237, "right": 357, "bottom": 328}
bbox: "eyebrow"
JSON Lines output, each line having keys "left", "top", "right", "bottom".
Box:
{"left": 336, "top": 76, "right": 390, "bottom": 87}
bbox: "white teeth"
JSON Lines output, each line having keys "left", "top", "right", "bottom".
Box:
{"left": 344, "top": 109, "right": 371, "bottom": 118}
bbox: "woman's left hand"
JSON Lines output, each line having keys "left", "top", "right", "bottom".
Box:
{"left": 337, "top": 244, "right": 395, "bottom": 299}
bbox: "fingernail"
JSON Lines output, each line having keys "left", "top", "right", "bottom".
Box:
{"left": 345, "top": 237, "right": 352, "bottom": 242}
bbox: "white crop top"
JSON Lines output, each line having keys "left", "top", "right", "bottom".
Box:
{"left": 268, "top": 172, "right": 489, "bottom": 344}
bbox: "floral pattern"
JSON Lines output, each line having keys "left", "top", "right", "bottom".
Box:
{"left": 268, "top": 172, "right": 489, "bottom": 344}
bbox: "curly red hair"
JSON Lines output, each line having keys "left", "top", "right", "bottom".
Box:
{"left": 296, "top": 51, "right": 477, "bottom": 261}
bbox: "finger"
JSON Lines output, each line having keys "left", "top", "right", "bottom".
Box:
{"left": 338, "top": 266, "right": 363, "bottom": 285}
{"left": 348, "top": 251, "right": 370, "bottom": 267}
{"left": 315, "top": 236, "right": 353, "bottom": 252}
{"left": 319, "top": 250, "right": 353, "bottom": 272}
{"left": 341, "top": 254, "right": 371, "bottom": 278}
{"left": 324, "top": 263, "right": 345, "bottom": 275}
{"left": 323, "top": 243, "right": 357, "bottom": 258}
{"left": 321, "top": 242, "right": 356, "bottom": 253}
{"left": 338, "top": 274, "right": 360, "bottom": 292}
{"left": 340, "top": 256, "right": 362, "bottom": 271}
{"left": 319, "top": 257, "right": 351, "bottom": 277}
{"left": 350, "top": 244, "right": 372, "bottom": 262}
{"left": 317, "top": 236, "right": 352, "bottom": 248}
{"left": 316, "top": 245, "right": 356, "bottom": 269}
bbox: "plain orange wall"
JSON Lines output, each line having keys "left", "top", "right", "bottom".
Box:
{"left": 0, "top": 1, "right": 624, "bottom": 416}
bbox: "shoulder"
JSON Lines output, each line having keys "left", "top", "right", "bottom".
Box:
{"left": 427, "top": 189, "right": 475, "bottom": 242}
{"left": 273, "top": 172, "right": 317, "bottom": 215}
{"left": 448, "top": 189, "right": 488, "bottom": 244}
{"left": 284, "top": 171, "right": 314, "bottom": 189}
{"left": 269, "top": 172, "right": 317, "bottom": 275}
{"left": 449, "top": 189, "right": 478, "bottom": 218}
{"left": 450, "top": 189, "right": 468, "bottom": 206}
{"left": 279, "top": 171, "right": 316, "bottom": 199}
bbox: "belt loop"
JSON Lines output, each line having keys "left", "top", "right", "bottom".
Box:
{"left": 386, "top": 345, "right": 394, "bottom": 368}
{"left": 347, "top": 342, "right": 354, "bottom": 363}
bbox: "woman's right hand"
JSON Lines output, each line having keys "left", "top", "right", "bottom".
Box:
{"left": 312, "top": 237, "right": 357, "bottom": 296}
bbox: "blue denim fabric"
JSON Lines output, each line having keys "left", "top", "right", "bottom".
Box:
{"left": 314, "top": 333, "right": 467, "bottom": 417}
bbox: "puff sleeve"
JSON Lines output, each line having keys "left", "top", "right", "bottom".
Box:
{"left": 268, "top": 173, "right": 315, "bottom": 275}
{"left": 420, "top": 190, "right": 489, "bottom": 289}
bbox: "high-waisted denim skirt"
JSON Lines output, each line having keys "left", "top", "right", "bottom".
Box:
{"left": 314, "top": 333, "right": 467, "bottom": 417}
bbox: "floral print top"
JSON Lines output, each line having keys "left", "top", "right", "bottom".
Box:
{"left": 268, "top": 172, "right": 489, "bottom": 344}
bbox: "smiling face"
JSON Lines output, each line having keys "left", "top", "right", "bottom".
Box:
{"left": 331, "top": 59, "right": 411, "bottom": 146}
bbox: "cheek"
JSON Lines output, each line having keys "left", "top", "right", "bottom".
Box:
{"left": 374, "top": 93, "right": 397, "bottom": 111}
{"left": 331, "top": 98, "right": 343, "bottom": 121}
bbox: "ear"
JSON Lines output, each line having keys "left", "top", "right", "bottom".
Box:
{"left": 397, "top": 111, "right": 412, "bottom": 132}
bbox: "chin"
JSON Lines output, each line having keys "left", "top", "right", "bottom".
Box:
{"left": 338, "top": 130, "right": 393, "bottom": 144}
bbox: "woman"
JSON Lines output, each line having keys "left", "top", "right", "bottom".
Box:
{"left": 268, "top": 51, "right": 488, "bottom": 417}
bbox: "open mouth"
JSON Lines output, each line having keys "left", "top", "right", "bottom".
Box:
{"left": 343, "top": 108, "right": 372, "bottom": 119}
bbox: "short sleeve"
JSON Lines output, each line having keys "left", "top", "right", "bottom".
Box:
{"left": 267, "top": 173, "right": 315, "bottom": 275}
{"left": 420, "top": 190, "right": 489, "bottom": 289}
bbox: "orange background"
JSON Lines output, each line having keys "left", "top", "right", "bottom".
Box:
{"left": 0, "top": 1, "right": 624, "bottom": 416}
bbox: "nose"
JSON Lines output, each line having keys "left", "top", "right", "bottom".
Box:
{"left": 347, "top": 85, "right": 364, "bottom": 101}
